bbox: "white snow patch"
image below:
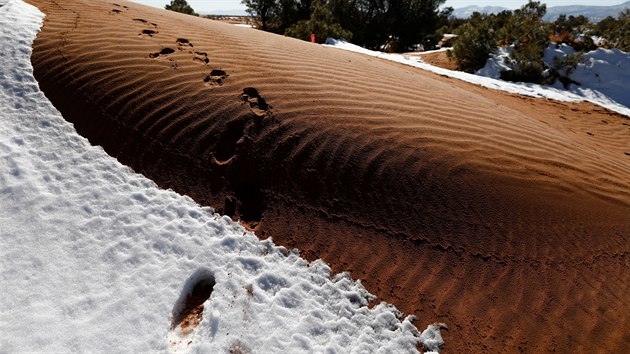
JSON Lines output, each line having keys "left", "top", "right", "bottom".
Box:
{"left": 476, "top": 46, "right": 514, "bottom": 79}
{"left": 325, "top": 38, "right": 630, "bottom": 117}
{"left": 543, "top": 43, "right": 630, "bottom": 110}
{"left": 477, "top": 43, "right": 630, "bottom": 116}
{"left": 419, "top": 323, "right": 448, "bottom": 353}
{"left": 405, "top": 47, "right": 451, "bottom": 56}
{"left": 0, "top": 0, "right": 444, "bottom": 352}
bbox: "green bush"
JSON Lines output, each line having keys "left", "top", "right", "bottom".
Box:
{"left": 451, "top": 16, "right": 497, "bottom": 72}
{"left": 594, "top": 9, "right": 630, "bottom": 51}
{"left": 165, "top": 0, "right": 196, "bottom": 15}
{"left": 244, "top": 0, "right": 445, "bottom": 51}
{"left": 285, "top": 0, "right": 351, "bottom": 43}
{"left": 499, "top": 1, "right": 550, "bottom": 83}
{"left": 242, "top": 0, "right": 279, "bottom": 31}
{"left": 555, "top": 52, "right": 582, "bottom": 75}
{"left": 449, "top": 1, "right": 554, "bottom": 83}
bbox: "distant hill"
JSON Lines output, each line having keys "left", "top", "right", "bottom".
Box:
{"left": 451, "top": 5, "right": 508, "bottom": 18}
{"left": 451, "top": 1, "right": 630, "bottom": 22}
{"left": 543, "top": 1, "right": 630, "bottom": 22}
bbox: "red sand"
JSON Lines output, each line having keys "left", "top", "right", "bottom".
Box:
{"left": 413, "top": 50, "right": 460, "bottom": 71}
{"left": 26, "top": 0, "right": 630, "bottom": 352}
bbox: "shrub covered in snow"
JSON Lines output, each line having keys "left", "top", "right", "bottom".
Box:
{"left": 475, "top": 41, "right": 630, "bottom": 109}
{"left": 494, "top": 1, "right": 550, "bottom": 83}
{"left": 450, "top": 1, "right": 550, "bottom": 80}
{"left": 449, "top": 1, "right": 629, "bottom": 84}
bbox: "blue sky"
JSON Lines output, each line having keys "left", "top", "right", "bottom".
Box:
{"left": 130, "top": 0, "right": 626, "bottom": 14}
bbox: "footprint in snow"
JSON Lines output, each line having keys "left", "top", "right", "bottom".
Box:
{"left": 168, "top": 268, "right": 215, "bottom": 351}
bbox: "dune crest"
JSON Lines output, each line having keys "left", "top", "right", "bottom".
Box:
{"left": 26, "top": 0, "right": 630, "bottom": 351}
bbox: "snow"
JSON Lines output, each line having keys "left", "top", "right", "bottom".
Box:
{"left": 0, "top": 0, "right": 444, "bottom": 353}
{"left": 325, "top": 38, "right": 630, "bottom": 117}
{"left": 405, "top": 47, "right": 450, "bottom": 56}
{"left": 544, "top": 43, "right": 630, "bottom": 110}
{"left": 475, "top": 46, "right": 513, "bottom": 79}
{"left": 419, "top": 323, "right": 448, "bottom": 354}
{"left": 479, "top": 43, "right": 630, "bottom": 114}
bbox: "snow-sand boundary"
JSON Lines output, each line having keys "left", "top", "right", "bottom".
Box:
{"left": 12, "top": 0, "right": 630, "bottom": 351}
{"left": 325, "top": 39, "right": 630, "bottom": 117}
{"left": 0, "top": 0, "right": 444, "bottom": 352}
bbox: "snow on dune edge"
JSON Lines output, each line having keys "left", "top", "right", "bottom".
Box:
{"left": 325, "top": 39, "right": 630, "bottom": 118}
{"left": 0, "top": 1, "right": 444, "bottom": 353}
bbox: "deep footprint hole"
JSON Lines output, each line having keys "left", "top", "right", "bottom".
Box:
{"left": 204, "top": 70, "right": 228, "bottom": 85}
{"left": 210, "top": 69, "right": 227, "bottom": 77}
{"left": 159, "top": 47, "right": 175, "bottom": 55}
{"left": 213, "top": 120, "right": 245, "bottom": 162}
{"left": 171, "top": 268, "right": 216, "bottom": 332}
{"left": 242, "top": 87, "right": 260, "bottom": 99}
{"left": 241, "top": 87, "right": 268, "bottom": 111}
{"left": 149, "top": 47, "right": 175, "bottom": 58}
{"left": 235, "top": 185, "right": 263, "bottom": 225}
{"left": 176, "top": 38, "right": 193, "bottom": 46}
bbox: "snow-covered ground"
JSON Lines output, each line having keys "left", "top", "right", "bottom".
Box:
{"left": 0, "top": 0, "right": 444, "bottom": 352}
{"left": 233, "top": 23, "right": 254, "bottom": 28}
{"left": 479, "top": 43, "right": 630, "bottom": 112}
{"left": 326, "top": 39, "right": 630, "bottom": 117}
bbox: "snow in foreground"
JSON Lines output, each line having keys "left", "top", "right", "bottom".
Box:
{"left": 0, "top": 1, "right": 444, "bottom": 353}
{"left": 325, "top": 39, "right": 630, "bottom": 117}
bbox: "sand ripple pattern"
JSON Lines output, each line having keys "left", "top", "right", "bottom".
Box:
{"left": 28, "top": 0, "right": 630, "bottom": 352}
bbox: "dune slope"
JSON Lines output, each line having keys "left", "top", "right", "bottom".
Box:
{"left": 26, "top": 0, "right": 630, "bottom": 352}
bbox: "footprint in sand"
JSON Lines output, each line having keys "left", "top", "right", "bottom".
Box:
{"left": 240, "top": 87, "right": 271, "bottom": 117}
{"left": 176, "top": 38, "right": 193, "bottom": 48}
{"left": 133, "top": 18, "right": 158, "bottom": 27}
{"left": 168, "top": 268, "right": 216, "bottom": 351}
{"left": 134, "top": 18, "right": 159, "bottom": 37}
{"left": 140, "top": 29, "right": 158, "bottom": 37}
{"left": 194, "top": 51, "right": 209, "bottom": 64}
{"left": 111, "top": 3, "right": 127, "bottom": 14}
{"left": 204, "top": 69, "right": 228, "bottom": 86}
{"left": 149, "top": 47, "right": 175, "bottom": 58}
{"left": 213, "top": 118, "right": 245, "bottom": 164}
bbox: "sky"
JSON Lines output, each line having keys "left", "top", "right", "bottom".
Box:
{"left": 131, "top": 0, "right": 627, "bottom": 14}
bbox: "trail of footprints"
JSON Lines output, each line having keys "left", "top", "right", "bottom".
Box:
{"left": 114, "top": 3, "right": 271, "bottom": 222}
{"left": 116, "top": 5, "right": 270, "bottom": 112}
{"left": 112, "top": 4, "right": 230, "bottom": 86}
{"left": 110, "top": 3, "right": 128, "bottom": 14}
{"left": 139, "top": 29, "right": 271, "bottom": 115}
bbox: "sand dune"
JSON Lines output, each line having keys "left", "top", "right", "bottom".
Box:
{"left": 26, "top": 0, "right": 630, "bottom": 351}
